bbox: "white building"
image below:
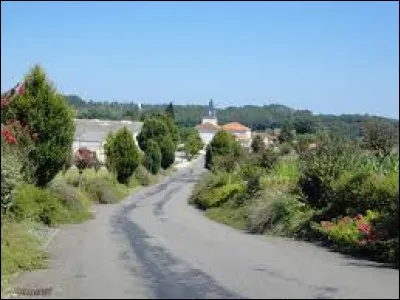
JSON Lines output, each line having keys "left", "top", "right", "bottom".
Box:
{"left": 222, "top": 122, "right": 252, "bottom": 148}
{"left": 195, "top": 99, "right": 252, "bottom": 148}
{"left": 196, "top": 99, "right": 220, "bottom": 147}
{"left": 196, "top": 122, "right": 221, "bottom": 146}
{"left": 73, "top": 119, "right": 143, "bottom": 163}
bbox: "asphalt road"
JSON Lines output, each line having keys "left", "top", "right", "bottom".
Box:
{"left": 11, "top": 157, "right": 399, "bottom": 299}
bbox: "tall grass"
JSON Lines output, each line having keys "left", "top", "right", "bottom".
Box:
{"left": 1, "top": 219, "right": 48, "bottom": 296}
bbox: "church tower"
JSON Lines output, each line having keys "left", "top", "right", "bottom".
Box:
{"left": 202, "top": 99, "right": 218, "bottom": 126}
{"left": 208, "top": 99, "right": 216, "bottom": 117}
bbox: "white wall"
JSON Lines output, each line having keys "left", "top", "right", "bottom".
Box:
{"left": 227, "top": 130, "right": 251, "bottom": 148}
{"left": 199, "top": 132, "right": 215, "bottom": 147}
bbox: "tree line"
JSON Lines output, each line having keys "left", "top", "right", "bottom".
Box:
{"left": 64, "top": 95, "right": 398, "bottom": 140}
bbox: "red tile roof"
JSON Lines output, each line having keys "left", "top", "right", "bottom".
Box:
{"left": 222, "top": 122, "right": 250, "bottom": 132}
{"left": 196, "top": 122, "right": 221, "bottom": 131}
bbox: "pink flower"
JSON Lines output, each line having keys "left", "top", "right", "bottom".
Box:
{"left": 1, "top": 128, "right": 17, "bottom": 144}
{"left": 358, "top": 222, "right": 371, "bottom": 235}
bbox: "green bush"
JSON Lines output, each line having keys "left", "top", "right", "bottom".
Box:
{"left": 205, "top": 130, "right": 243, "bottom": 170}
{"left": 184, "top": 130, "right": 204, "bottom": 160}
{"left": 9, "top": 184, "right": 70, "bottom": 226}
{"left": 151, "top": 112, "right": 179, "bottom": 147}
{"left": 137, "top": 116, "right": 171, "bottom": 151}
{"left": 259, "top": 149, "right": 279, "bottom": 171}
{"left": 2, "top": 65, "right": 75, "bottom": 187}
{"left": 294, "top": 134, "right": 316, "bottom": 154}
{"left": 62, "top": 168, "right": 130, "bottom": 204}
{"left": 81, "top": 177, "right": 125, "bottom": 204}
{"left": 134, "top": 165, "right": 154, "bottom": 186}
{"left": 298, "top": 134, "right": 360, "bottom": 209}
{"left": 144, "top": 139, "right": 162, "bottom": 174}
{"left": 190, "top": 172, "right": 232, "bottom": 207}
{"left": 251, "top": 135, "right": 265, "bottom": 154}
{"left": 48, "top": 179, "right": 91, "bottom": 211}
{"left": 105, "top": 127, "right": 140, "bottom": 184}
{"left": 211, "top": 154, "right": 239, "bottom": 173}
{"left": 159, "top": 135, "right": 176, "bottom": 169}
{"left": 329, "top": 167, "right": 397, "bottom": 217}
{"left": 238, "top": 163, "right": 264, "bottom": 199}
{"left": 193, "top": 182, "right": 245, "bottom": 210}
{"left": 362, "top": 119, "right": 398, "bottom": 156}
{"left": 278, "top": 121, "right": 294, "bottom": 143}
{"left": 279, "top": 142, "right": 292, "bottom": 155}
{"left": 247, "top": 191, "right": 312, "bottom": 236}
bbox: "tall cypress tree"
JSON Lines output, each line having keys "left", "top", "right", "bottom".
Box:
{"left": 165, "top": 102, "right": 175, "bottom": 120}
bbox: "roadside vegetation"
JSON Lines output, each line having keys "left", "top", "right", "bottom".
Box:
{"left": 0, "top": 66, "right": 169, "bottom": 296}
{"left": 190, "top": 121, "right": 399, "bottom": 267}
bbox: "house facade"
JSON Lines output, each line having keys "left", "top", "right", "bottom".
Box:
{"left": 222, "top": 122, "right": 252, "bottom": 148}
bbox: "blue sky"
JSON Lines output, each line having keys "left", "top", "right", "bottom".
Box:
{"left": 1, "top": 1, "right": 399, "bottom": 118}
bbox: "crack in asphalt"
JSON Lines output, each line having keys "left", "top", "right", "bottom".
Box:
{"left": 112, "top": 201, "right": 245, "bottom": 299}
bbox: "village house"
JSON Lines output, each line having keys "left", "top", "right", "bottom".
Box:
{"left": 196, "top": 99, "right": 252, "bottom": 148}
{"left": 222, "top": 122, "right": 252, "bottom": 148}
{"left": 73, "top": 119, "right": 143, "bottom": 163}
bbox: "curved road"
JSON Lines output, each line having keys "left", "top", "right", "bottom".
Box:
{"left": 12, "top": 158, "right": 399, "bottom": 299}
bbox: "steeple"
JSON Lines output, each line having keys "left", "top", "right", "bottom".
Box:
{"left": 208, "top": 99, "right": 216, "bottom": 118}
{"left": 201, "top": 99, "right": 218, "bottom": 126}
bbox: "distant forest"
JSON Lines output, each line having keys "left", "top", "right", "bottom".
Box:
{"left": 64, "top": 95, "right": 398, "bottom": 139}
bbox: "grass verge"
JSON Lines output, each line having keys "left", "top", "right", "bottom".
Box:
{"left": 1, "top": 219, "right": 49, "bottom": 297}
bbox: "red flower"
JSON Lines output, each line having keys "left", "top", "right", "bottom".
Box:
{"left": 358, "top": 222, "right": 371, "bottom": 235}
{"left": 8, "top": 135, "right": 16, "bottom": 144}
{"left": 1, "top": 128, "right": 17, "bottom": 144}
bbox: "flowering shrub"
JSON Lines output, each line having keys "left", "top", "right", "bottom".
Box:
{"left": 73, "top": 147, "right": 100, "bottom": 172}
{"left": 1, "top": 152, "right": 23, "bottom": 213}
{"left": 1, "top": 128, "right": 16, "bottom": 144}
{"left": 2, "top": 66, "right": 75, "bottom": 186}
{"left": 1, "top": 83, "right": 32, "bottom": 212}
{"left": 312, "top": 210, "right": 380, "bottom": 248}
